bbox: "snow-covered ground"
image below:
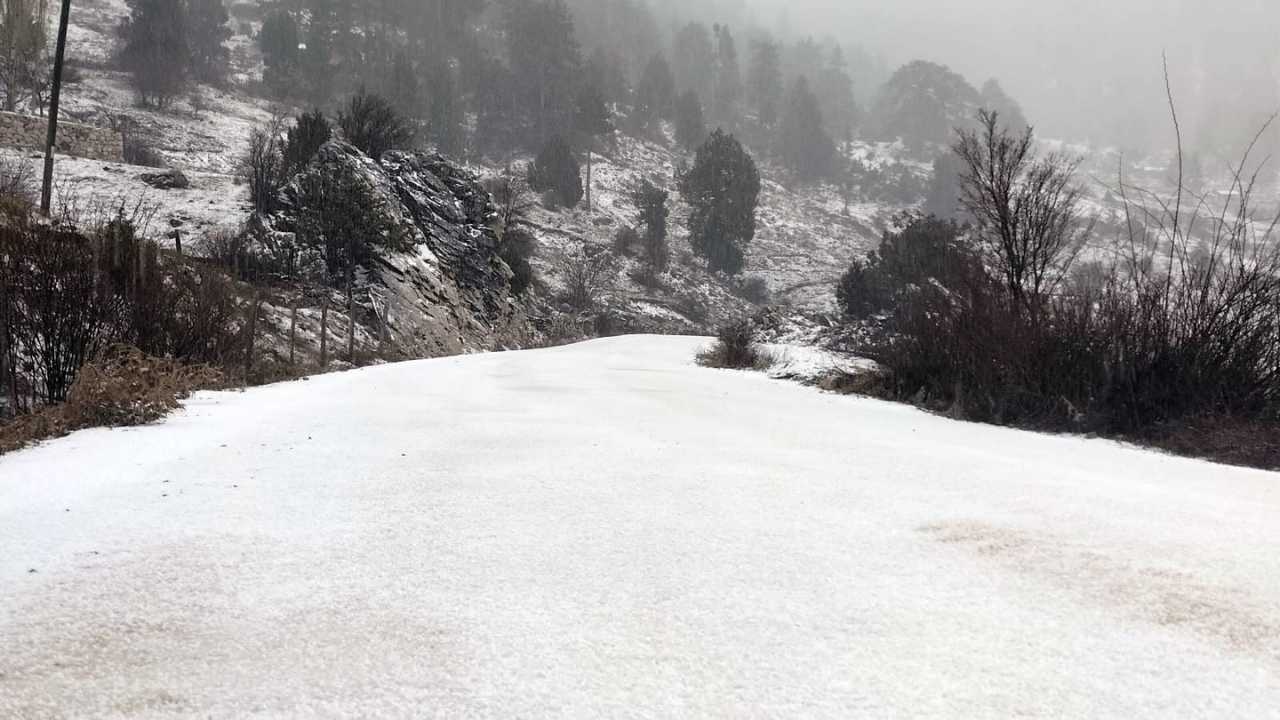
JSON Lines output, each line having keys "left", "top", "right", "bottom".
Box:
{"left": 2, "top": 335, "right": 1278, "bottom": 718}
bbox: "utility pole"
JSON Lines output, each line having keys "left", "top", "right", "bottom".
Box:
{"left": 41, "top": 0, "right": 73, "bottom": 217}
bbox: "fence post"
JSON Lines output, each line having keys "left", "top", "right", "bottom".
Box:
{"left": 244, "top": 291, "right": 261, "bottom": 388}
{"left": 288, "top": 300, "right": 298, "bottom": 367}
{"left": 0, "top": 271, "right": 8, "bottom": 419}
{"left": 319, "top": 294, "right": 329, "bottom": 370}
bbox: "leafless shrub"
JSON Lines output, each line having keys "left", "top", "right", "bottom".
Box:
{"left": 243, "top": 115, "right": 286, "bottom": 213}
{"left": 560, "top": 247, "right": 614, "bottom": 310}
{"left": 0, "top": 154, "right": 36, "bottom": 212}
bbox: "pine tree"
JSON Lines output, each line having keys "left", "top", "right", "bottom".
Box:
{"left": 504, "top": 0, "right": 581, "bottom": 148}
{"left": 632, "top": 180, "right": 669, "bottom": 272}
{"left": 711, "top": 24, "right": 742, "bottom": 130}
{"left": 300, "top": 0, "right": 337, "bottom": 107}
{"left": 283, "top": 109, "right": 331, "bottom": 177}
{"left": 672, "top": 22, "right": 713, "bottom": 101}
{"left": 528, "top": 135, "right": 583, "bottom": 209}
{"left": 186, "top": 0, "right": 231, "bottom": 85}
{"left": 679, "top": 130, "right": 760, "bottom": 275}
{"left": 574, "top": 83, "right": 612, "bottom": 210}
{"left": 117, "top": 0, "right": 190, "bottom": 107}
{"left": 747, "top": 38, "right": 782, "bottom": 130}
{"left": 426, "top": 60, "right": 465, "bottom": 158}
{"left": 634, "top": 54, "right": 675, "bottom": 130}
{"left": 258, "top": 9, "right": 300, "bottom": 99}
{"left": 674, "top": 90, "right": 706, "bottom": 151}
{"left": 778, "top": 76, "right": 835, "bottom": 182}
{"left": 980, "top": 79, "right": 1030, "bottom": 135}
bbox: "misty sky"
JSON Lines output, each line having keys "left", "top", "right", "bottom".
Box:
{"left": 746, "top": 0, "right": 1280, "bottom": 154}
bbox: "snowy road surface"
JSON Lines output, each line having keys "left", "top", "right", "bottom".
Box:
{"left": 2, "top": 335, "right": 1278, "bottom": 719}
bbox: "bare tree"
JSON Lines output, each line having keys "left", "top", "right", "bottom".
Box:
{"left": 955, "top": 110, "right": 1091, "bottom": 308}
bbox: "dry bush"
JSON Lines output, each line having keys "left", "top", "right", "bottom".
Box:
{"left": 0, "top": 154, "right": 36, "bottom": 212}
{"left": 0, "top": 346, "right": 222, "bottom": 454}
{"left": 845, "top": 89, "right": 1280, "bottom": 456}
{"left": 698, "top": 318, "right": 769, "bottom": 370}
{"left": 62, "top": 345, "right": 223, "bottom": 427}
{"left": 560, "top": 248, "right": 614, "bottom": 310}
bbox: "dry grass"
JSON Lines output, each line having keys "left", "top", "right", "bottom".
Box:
{"left": 0, "top": 346, "right": 223, "bottom": 455}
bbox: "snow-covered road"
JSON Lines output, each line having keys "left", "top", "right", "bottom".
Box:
{"left": 2, "top": 336, "right": 1278, "bottom": 719}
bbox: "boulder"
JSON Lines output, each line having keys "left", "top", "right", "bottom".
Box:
{"left": 139, "top": 169, "right": 190, "bottom": 190}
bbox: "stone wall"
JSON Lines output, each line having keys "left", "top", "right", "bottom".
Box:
{"left": 0, "top": 111, "right": 124, "bottom": 162}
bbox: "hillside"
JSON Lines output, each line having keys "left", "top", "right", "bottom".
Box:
{"left": 2, "top": 336, "right": 1278, "bottom": 718}
{"left": 17, "top": 0, "right": 917, "bottom": 340}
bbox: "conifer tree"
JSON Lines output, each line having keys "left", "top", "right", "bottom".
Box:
{"left": 679, "top": 129, "right": 760, "bottom": 275}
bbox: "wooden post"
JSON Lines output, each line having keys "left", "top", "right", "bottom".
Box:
{"left": 40, "top": 0, "right": 73, "bottom": 217}
{"left": 319, "top": 295, "right": 329, "bottom": 370}
{"left": 288, "top": 301, "right": 298, "bottom": 366}
{"left": 585, "top": 149, "right": 592, "bottom": 211}
{"left": 244, "top": 292, "right": 261, "bottom": 388}
{"left": 174, "top": 228, "right": 183, "bottom": 257}
{"left": 0, "top": 271, "right": 9, "bottom": 419}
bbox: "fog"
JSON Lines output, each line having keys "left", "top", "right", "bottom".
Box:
{"left": 738, "top": 0, "right": 1280, "bottom": 156}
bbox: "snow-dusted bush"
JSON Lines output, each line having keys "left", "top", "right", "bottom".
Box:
{"left": 698, "top": 318, "right": 766, "bottom": 370}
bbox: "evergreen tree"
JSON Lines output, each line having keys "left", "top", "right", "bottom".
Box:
{"left": 528, "top": 135, "right": 583, "bottom": 209}
{"left": 674, "top": 90, "right": 706, "bottom": 151}
{"left": 574, "top": 83, "right": 612, "bottom": 210}
{"left": 710, "top": 24, "right": 742, "bottom": 129}
{"left": 679, "top": 129, "right": 760, "bottom": 275}
{"left": 300, "top": 0, "right": 338, "bottom": 107}
{"left": 778, "top": 76, "right": 835, "bottom": 182}
{"left": 117, "top": 0, "right": 190, "bottom": 107}
{"left": 258, "top": 9, "right": 301, "bottom": 99}
{"left": 383, "top": 50, "right": 422, "bottom": 125}
{"left": 584, "top": 47, "right": 628, "bottom": 108}
{"left": 426, "top": 60, "right": 465, "bottom": 158}
{"left": 747, "top": 37, "right": 782, "bottom": 129}
{"left": 634, "top": 54, "right": 675, "bottom": 130}
{"left": 632, "top": 180, "right": 669, "bottom": 272}
{"left": 504, "top": 0, "right": 581, "bottom": 148}
{"left": 672, "top": 22, "right": 713, "bottom": 101}
{"left": 283, "top": 109, "right": 332, "bottom": 177}
{"left": 923, "top": 150, "right": 965, "bottom": 219}
{"left": 186, "top": 0, "right": 231, "bottom": 85}
{"left": 867, "top": 60, "right": 982, "bottom": 154}
{"left": 980, "top": 79, "right": 1030, "bottom": 136}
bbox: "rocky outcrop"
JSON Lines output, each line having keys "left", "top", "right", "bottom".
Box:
{"left": 248, "top": 141, "right": 529, "bottom": 358}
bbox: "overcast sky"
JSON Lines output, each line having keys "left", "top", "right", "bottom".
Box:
{"left": 745, "top": 0, "right": 1280, "bottom": 154}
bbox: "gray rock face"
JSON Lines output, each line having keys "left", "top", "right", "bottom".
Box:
{"left": 249, "top": 141, "right": 527, "bottom": 357}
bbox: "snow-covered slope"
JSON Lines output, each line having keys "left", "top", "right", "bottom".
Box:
{"left": 2, "top": 335, "right": 1278, "bottom": 718}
